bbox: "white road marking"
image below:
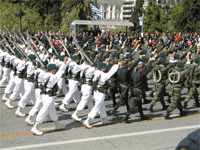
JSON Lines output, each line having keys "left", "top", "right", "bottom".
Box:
{"left": 1, "top": 125, "right": 199, "bottom": 150}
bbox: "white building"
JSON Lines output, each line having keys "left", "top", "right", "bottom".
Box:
{"left": 98, "top": 0, "right": 183, "bottom": 21}
{"left": 97, "top": 0, "right": 124, "bottom": 21}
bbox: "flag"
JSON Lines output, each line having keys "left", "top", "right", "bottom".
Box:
{"left": 90, "top": 3, "right": 102, "bottom": 21}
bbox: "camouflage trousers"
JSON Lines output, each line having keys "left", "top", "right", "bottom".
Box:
{"left": 151, "top": 83, "right": 165, "bottom": 106}
{"left": 167, "top": 88, "right": 182, "bottom": 112}
{"left": 184, "top": 85, "right": 199, "bottom": 103}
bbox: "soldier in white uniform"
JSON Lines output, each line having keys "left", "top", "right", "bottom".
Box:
{"left": 0, "top": 46, "right": 3, "bottom": 78}
{"left": 31, "top": 57, "right": 71, "bottom": 135}
{"left": 71, "top": 60, "right": 95, "bottom": 121}
{"left": 59, "top": 54, "right": 82, "bottom": 112}
{"left": 57, "top": 55, "right": 69, "bottom": 96}
{"left": 15, "top": 54, "right": 37, "bottom": 117}
{"left": 2, "top": 52, "right": 19, "bottom": 101}
{"left": 0, "top": 48, "right": 11, "bottom": 87}
{"left": 83, "top": 61, "right": 121, "bottom": 128}
{"left": 25, "top": 61, "right": 46, "bottom": 125}
{"left": 5, "top": 52, "right": 25, "bottom": 109}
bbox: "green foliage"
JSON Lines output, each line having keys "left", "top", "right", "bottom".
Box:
{"left": 0, "top": 1, "right": 42, "bottom": 33}
{"left": 170, "top": 0, "right": 200, "bottom": 33}
{"left": 143, "top": 2, "right": 166, "bottom": 33}
{"left": 129, "top": 0, "right": 144, "bottom": 33}
{"left": 60, "top": 0, "right": 93, "bottom": 33}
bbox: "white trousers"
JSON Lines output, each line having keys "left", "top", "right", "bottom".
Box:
{"left": 0, "top": 67, "right": 10, "bottom": 86}
{"left": 77, "top": 84, "right": 93, "bottom": 111}
{"left": 88, "top": 91, "right": 107, "bottom": 119}
{"left": 29, "top": 89, "right": 43, "bottom": 117}
{"left": 36, "top": 95, "right": 58, "bottom": 124}
{"left": 18, "top": 80, "right": 36, "bottom": 108}
{"left": 9, "top": 76, "right": 24, "bottom": 100}
{"left": 4, "top": 71, "right": 15, "bottom": 94}
{"left": 62, "top": 80, "right": 81, "bottom": 105}
{"left": 0, "top": 65, "right": 2, "bottom": 77}
{"left": 57, "top": 78, "right": 68, "bottom": 95}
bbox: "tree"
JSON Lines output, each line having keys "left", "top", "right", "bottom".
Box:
{"left": 170, "top": 0, "right": 200, "bottom": 33}
{"left": 129, "top": 0, "right": 144, "bottom": 33}
{"left": 26, "top": 0, "right": 62, "bottom": 31}
{"left": 143, "top": 1, "right": 166, "bottom": 33}
{"left": 60, "top": 0, "right": 93, "bottom": 32}
{"left": 0, "top": 1, "right": 43, "bottom": 33}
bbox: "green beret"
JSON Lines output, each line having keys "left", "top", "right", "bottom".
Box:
{"left": 113, "top": 45, "right": 118, "bottom": 49}
{"left": 140, "top": 50, "right": 147, "bottom": 55}
{"left": 51, "top": 52, "right": 58, "bottom": 56}
{"left": 17, "top": 52, "right": 23, "bottom": 58}
{"left": 47, "top": 64, "right": 57, "bottom": 70}
{"left": 141, "top": 56, "right": 146, "bottom": 62}
{"left": 87, "top": 46, "right": 92, "bottom": 50}
{"left": 99, "top": 49, "right": 105, "bottom": 53}
{"left": 195, "top": 58, "right": 200, "bottom": 63}
{"left": 177, "top": 62, "right": 185, "bottom": 68}
{"left": 18, "top": 40, "right": 22, "bottom": 44}
{"left": 72, "top": 54, "right": 80, "bottom": 60}
{"left": 98, "top": 62, "right": 107, "bottom": 68}
{"left": 174, "top": 54, "right": 180, "bottom": 59}
{"left": 28, "top": 54, "right": 36, "bottom": 60}
{"left": 37, "top": 62, "right": 45, "bottom": 67}
{"left": 102, "top": 45, "right": 106, "bottom": 49}
{"left": 160, "top": 52, "right": 166, "bottom": 57}
{"left": 126, "top": 47, "right": 131, "bottom": 52}
{"left": 159, "top": 58, "right": 166, "bottom": 63}
{"left": 113, "top": 52, "right": 119, "bottom": 57}
{"left": 126, "top": 53, "right": 132, "bottom": 59}
{"left": 92, "top": 42, "right": 96, "bottom": 45}
{"left": 59, "top": 55, "right": 65, "bottom": 62}
{"left": 184, "top": 43, "right": 188, "bottom": 47}
{"left": 66, "top": 41, "right": 70, "bottom": 45}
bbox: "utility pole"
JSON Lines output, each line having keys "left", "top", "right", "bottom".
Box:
{"left": 94, "top": 0, "right": 97, "bottom": 35}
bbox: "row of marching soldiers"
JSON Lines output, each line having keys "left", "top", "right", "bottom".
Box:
{"left": 0, "top": 33, "right": 200, "bottom": 136}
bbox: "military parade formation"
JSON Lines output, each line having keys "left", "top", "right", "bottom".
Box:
{"left": 0, "top": 29, "right": 199, "bottom": 136}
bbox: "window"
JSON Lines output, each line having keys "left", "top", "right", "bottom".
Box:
{"left": 115, "top": 13, "right": 117, "bottom": 19}
{"left": 103, "top": 4, "right": 108, "bottom": 10}
{"left": 119, "top": 6, "right": 121, "bottom": 11}
{"left": 111, "top": 5, "right": 113, "bottom": 11}
{"left": 110, "top": 12, "right": 112, "bottom": 19}
{"left": 116, "top": 6, "right": 118, "bottom": 11}
{"left": 118, "top": 13, "right": 121, "bottom": 19}
{"left": 104, "top": 12, "right": 107, "bottom": 19}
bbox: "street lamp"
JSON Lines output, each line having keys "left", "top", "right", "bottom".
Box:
{"left": 161, "top": 0, "right": 174, "bottom": 32}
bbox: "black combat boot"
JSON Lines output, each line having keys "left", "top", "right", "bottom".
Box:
{"left": 179, "top": 109, "right": 187, "bottom": 117}
{"left": 183, "top": 101, "right": 188, "bottom": 109}
{"left": 167, "top": 95, "right": 171, "bottom": 103}
{"left": 149, "top": 90, "right": 154, "bottom": 98}
{"left": 138, "top": 102, "right": 149, "bottom": 120}
{"left": 143, "top": 98, "right": 151, "bottom": 104}
{"left": 149, "top": 105, "right": 154, "bottom": 112}
{"left": 122, "top": 114, "right": 129, "bottom": 123}
{"left": 194, "top": 98, "right": 199, "bottom": 108}
{"left": 164, "top": 110, "right": 171, "bottom": 119}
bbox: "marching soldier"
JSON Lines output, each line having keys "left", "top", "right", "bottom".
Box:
{"left": 183, "top": 57, "right": 200, "bottom": 109}
{"left": 31, "top": 57, "right": 70, "bottom": 135}
{"left": 83, "top": 61, "right": 121, "bottom": 128}
{"left": 149, "top": 58, "right": 171, "bottom": 112}
{"left": 122, "top": 57, "right": 154, "bottom": 122}
{"left": 111, "top": 55, "right": 142, "bottom": 117}
{"left": 165, "top": 62, "right": 189, "bottom": 119}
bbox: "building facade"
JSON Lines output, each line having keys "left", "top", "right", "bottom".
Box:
{"left": 97, "top": 0, "right": 124, "bottom": 21}
{"left": 98, "top": 0, "right": 183, "bottom": 21}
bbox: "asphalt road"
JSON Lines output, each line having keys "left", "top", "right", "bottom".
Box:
{"left": 0, "top": 81, "right": 199, "bottom": 150}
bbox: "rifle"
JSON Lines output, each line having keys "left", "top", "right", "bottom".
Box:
{"left": 71, "top": 34, "right": 96, "bottom": 67}
{"left": 12, "top": 29, "right": 26, "bottom": 45}
{"left": 0, "top": 35, "right": 17, "bottom": 55}
{"left": 34, "top": 36, "right": 50, "bottom": 55}
{"left": 42, "top": 32, "right": 59, "bottom": 56}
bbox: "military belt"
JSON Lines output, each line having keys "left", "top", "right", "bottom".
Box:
{"left": 120, "top": 84, "right": 129, "bottom": 88}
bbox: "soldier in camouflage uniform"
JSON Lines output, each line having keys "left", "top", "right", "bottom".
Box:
{"left": 165, "top": 62, "right": 189, "bottom": 119}
{"left": 183, "top": 58, "right": 200, "bottom": 109}
{"left": 149, "top": 58, "right": 172, "bottom": 112}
